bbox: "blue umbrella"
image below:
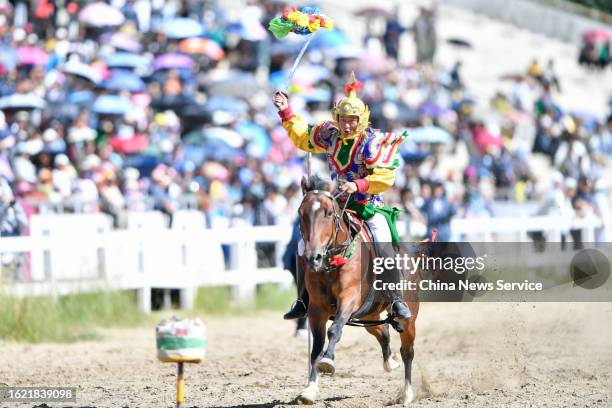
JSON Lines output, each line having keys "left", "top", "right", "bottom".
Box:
{"left": 304, "top": 88, "right": 332, "bottom": 103}
{"left": 237, "top": 122, "right": 270, "bottom": 159}
{"left": 123, "top": 154, "right": 161, "bottom": 177}
{"left": 101, "top": 70, "right": 145, "bottom": 92}
{"left": 311, "top": 29, "right": 350, "bottom": 50}
{"left": 204, "top": 96, "right": 248, "bottom": 115}
{"left": 93, "top": 95, "right": 134, "bottom": 115}
{"left": 270, "top": 39, "right": 304, "bottom": 56}
{"left": 405, "top": 126, "right": 453, "bottom": 144}
{"left": 163, "top": 18, "right": 205, "bottom": 39}
{"left": 67, "top": 90, "right": 95, "bottom": 105}
{"left": 105, "top": 52, "right": 149, "bottom": 69}
{"left": 183, "top": 142, "right": 244, "bottom": 163}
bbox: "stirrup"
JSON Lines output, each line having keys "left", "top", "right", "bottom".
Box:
{"left": 283, "top": 299, "right": 307, "bottom": 320}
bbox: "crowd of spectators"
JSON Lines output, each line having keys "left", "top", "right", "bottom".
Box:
{"left": 0, "top": 0, "right": 610, "bottom": 243}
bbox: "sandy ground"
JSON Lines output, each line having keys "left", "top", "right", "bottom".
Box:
{"left": 1, "top": 302, "right": 611, "bottom": 407}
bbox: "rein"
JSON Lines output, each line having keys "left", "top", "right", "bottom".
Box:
{"left": 299, "top": 189, "right": 353, "bottom": 267}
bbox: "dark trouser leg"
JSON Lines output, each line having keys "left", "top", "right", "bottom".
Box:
{"left": 284, "top": 254, "right": 308, "bottom": 320}
{"left": 378, "top": 243, "right": 411, "bottom": 320}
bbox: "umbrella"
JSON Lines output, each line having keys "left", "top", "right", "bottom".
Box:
{"left": 63, "top": 60, "right": 102, "bottom": 84}
{"left": 405, "top": 126, "right": 453, "bottom": 144}
{"left": 311, "top": 29, "right": 350, "bottom": 50}
{"left": 66, "top": 90, "right": 96, "bottom": 105}
{"left": 237, "top": 122, "right": 270, "bottom": 159}
{"left": 354, "top": 7, "right": 393, "bottom": 18}
{"left": 270, "top": 38, "right": 305, "bottom": 56}
{"left": 105, "top": 52, "right": 149, "bottom": 69}
{"left": 224, "top": 20, "right": 267, "bottom": 42}
{"left": 101, "top": 69, "right": 145, "bottom": 92}
{"left": 446, "top": 37, "right": 473, "bottom": 48}
{"left": 153, "top": 53, "right": 194, "bottom": 71}
{"left": 162, "top": 18, "right": 205, "bottom": 39}
{"left": 79, "top": 2, "right": 125, "bottom": 27}
{"left": 182, "top": 142, "right": 244, "bottom": 164}
{"left": 152, "top": 94, "right": 193, "bottom": 112}
{"left": 204, "top": 96, "right": 248, "bottom": 115}
{"left": 92, "top": 95, "right": 134, "bottom": 115}
{"left": 184, "top": 127, "right": 244, "bottom": 148}
{"left": 303, "top": 88, "right": 332, "bottom": 103}
{"left": 357, "top": 53, "right": 394, "bottom": 75}
{"left": 207, "top": 72, "right": 259, "bottom": 97}
{"left": 0, "top": 47, "right": 18, "bottom": 71}
{"left": 179, "top": 38, "right": 224, "bottom": 60}
{"left": 123, "top": 154, "right": 161, "bottom": 177}
{"left": 16, "top": 47, "right": 48, "bottom": 65}
{"left": 371, "top": 100, "right": 419, "bottom": 125}
{"left": 0, "top": 93, "right": 47, "bottom": 110}
{"left": 327, "top": 44, "right": 364, "bottom": 60}
{"left": 292, "top": 64, "right": 331, "bottom": 84}
{"left": 582, "top": 29, "right": 610, "bottom": 44}
{"left": 0, "top": 2, "right": 13, "bottom": 15}
{"left": 180, "top": 104, "right": 213, "bottom": 130}
{"left": 105, "top": 32, "right": 143, "bottom": 53}
{"left": 48, "top": 102, "right": 80, "bottom": 120}
{"left": 110, "top": 134, "right": 149, "bottom": 154}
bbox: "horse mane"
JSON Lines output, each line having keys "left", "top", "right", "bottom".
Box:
{"left": 302, "top": 175, "right": 333, "bottom": 193}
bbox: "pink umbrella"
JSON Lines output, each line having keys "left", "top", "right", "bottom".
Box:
{"left": 17, "top": 47, "right": 49, "bottom": 66}
{"left": 79, "top": 2, "right": 125, "bottom": 27}
{"left": 583, "top": 29, "right": 610, "bottom": 44}
{"left": 102, "top": 32, "right": 143, "bottom": 53}
{"left": 356, "top": 53, "right": 394, "bottom": 75}
{"left": 153, "top": 53, "right": 194, "bottom": 71}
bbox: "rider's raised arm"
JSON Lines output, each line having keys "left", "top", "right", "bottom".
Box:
{"left": 278, "top": 105, "right": 334, "bottom": 153}
{"left": 360, "top": 131, "right": 404, "bottom": 194}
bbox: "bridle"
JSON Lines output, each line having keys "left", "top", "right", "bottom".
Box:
{"left": 298, "top": 189, "right": 353, "bottom": 269}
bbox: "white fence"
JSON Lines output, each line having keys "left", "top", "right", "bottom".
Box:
{"left": 0, "top": 211, "right": 603, "bottom": 312}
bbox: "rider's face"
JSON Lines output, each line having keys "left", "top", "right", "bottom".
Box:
{"left": 339, "top": 115, "right": 359, "bottom": 136}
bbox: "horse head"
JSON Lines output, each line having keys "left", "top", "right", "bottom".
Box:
{"left": 298, "top": 175, "right": 340, "bottom": 270}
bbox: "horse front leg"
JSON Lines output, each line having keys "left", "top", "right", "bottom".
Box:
{"left": 297, "top": 306, "right": 327, "bottom": 405}
{"left": 316, "top": 298, "right": 356, "bottom": 376}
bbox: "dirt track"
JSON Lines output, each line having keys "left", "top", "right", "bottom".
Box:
{"left": 1, "top": 303, "right": 611, "bottom": 407}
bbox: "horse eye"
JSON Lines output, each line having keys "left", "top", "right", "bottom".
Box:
{"left": 325, "top": 209, "right": 333, "bottom": 218}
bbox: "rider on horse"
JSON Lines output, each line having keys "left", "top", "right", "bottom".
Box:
{"left": 273, "top": 72, "right": 412, "bottom": 321}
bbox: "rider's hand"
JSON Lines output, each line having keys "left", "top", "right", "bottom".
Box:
{"left": 339, "top": 182, "right": 358, "bottom": 194}
{"left": 272, "top": 91, "right": 289, "bottom": 111}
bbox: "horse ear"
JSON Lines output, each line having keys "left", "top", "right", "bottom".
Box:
{"left": 301, "top": 175, "right": 309, "bottom": 194}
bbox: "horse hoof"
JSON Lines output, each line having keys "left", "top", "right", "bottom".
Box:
{"left": 316, "top": 357, "right": 336, "bottom": 376}
{"left": 389, "top": 384, "right": 415, "bottom": 406}
{"left": 296, "top": 394, "right": 315, "bottom": 405}
{"left": 383, "top": 356, "right": 400, "bottom": 372}
{"left": 297, "top": 384, "right": 318, "bottom": 405}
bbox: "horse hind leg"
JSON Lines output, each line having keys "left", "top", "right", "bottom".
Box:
{"left": 391, "top": 319, "right": 416, "bottom": 406}
{"left": 297, "top": 308, "right": 327, "bottom": 405}
{"left": 364, "top": 323, "right": 400, "bottom": 373}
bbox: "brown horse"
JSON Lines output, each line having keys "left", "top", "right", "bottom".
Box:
{"left": 296, "top": 175, "right": 420, "bottom": 406}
